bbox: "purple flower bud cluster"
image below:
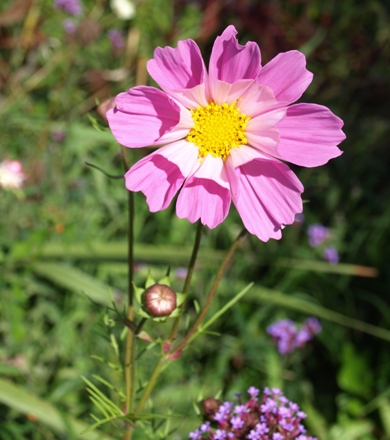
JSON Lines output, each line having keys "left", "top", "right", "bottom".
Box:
{"left": 54, "top": 0, "right": 82, "bottom": 16}
{"left": 63, "top": 18, "right": 77, "bottom": 34}
{"left": 307, "top": 224, "right": 340, "bottom": 264}
{"left": 322, "top": 246, "right": 339, "bottom": 264}
{"left": 307, "top": 224, "right": 329, "bottom": 247}
{"left": 266, "top": 318, "right": 321, "bottom": 355}
{"left": 108, "top": 29, "right": 125, "bottom": 49}
{"left": 189, "top": 387, "right": 317, "bottom": 440}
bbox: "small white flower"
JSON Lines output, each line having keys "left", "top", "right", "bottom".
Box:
{"left": 110, "top": 0, "right": 136, "bottom": 20}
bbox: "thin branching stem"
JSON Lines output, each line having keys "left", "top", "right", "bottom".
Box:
{"left": 170, "top": 229, "right": 247, "bottom": 356}
{"left": 168, "top": 221, "right": 203, "bottom": 340}
{"left": 134, "top": 227, "right": 246, "bottom": 415}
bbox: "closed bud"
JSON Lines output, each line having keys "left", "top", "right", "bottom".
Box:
{"left": 201, "top": 398, "right": 222, "bottom": 421}
{"left": 143, "top": 284, "right": 177, "bottom": 317}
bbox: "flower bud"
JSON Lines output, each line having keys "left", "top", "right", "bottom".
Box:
{"left": 201, "top": 398, "right": 222, "bottom": 421}
{"left": 143, "top": 284, "right": 177, "bottom": 317}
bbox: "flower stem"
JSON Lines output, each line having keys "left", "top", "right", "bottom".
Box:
{"left": 168, "top": 221, "right": 203, "bottom": 340}
{"left": 133, "top": 221, "right": 203, "bottom": 415}
{"left": 170, "top": 228, "right": 247, "bottom": 356}
{"left": 134, "top": 357, "right": 166, "bottom": 414}
{"left": 121, "top": 146, "right": 135, "bottom": 440}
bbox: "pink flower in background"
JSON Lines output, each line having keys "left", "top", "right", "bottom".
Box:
{"left": 0, "top": 160, "right": 26, "bottom": 190}
{"left": 107, "top": 26, "right": 345, "bottom": 241}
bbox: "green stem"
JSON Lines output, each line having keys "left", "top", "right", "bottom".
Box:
{"left": 170, "top": 229, "right": 247, "bottom": 356}
{"left": 134, "top": 357, "right": 166, "bottom": 414}
{"left": 168, "top": 221, "right": 203, "bottom": 340}
{"left": 135, "top": 318, "right": 148, "bottom": 335}
{"left": 121, "top": 147, "right": 135, "bottom": 440}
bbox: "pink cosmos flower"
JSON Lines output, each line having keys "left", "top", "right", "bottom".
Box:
{"left": 107, "top": 25, "right": 345, "bottom": 241}
{"left": 0, "top": 159, "right": 26, "bottom": 190}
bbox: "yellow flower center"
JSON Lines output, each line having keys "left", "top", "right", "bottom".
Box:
{"left": 186, "top": 101, "right": 251, "bottom": 161}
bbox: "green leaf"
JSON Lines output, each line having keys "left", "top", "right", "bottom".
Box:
{"left": 233, "top": 284, "right": 390, "bottom": 342}
{"left": 276, "top": 258, "right": 378, "bottom": 278}
{"left": 32, "top": 262, "right": 113, "bottom": 306}
{"left": 0, "top": 378, "right": 116, "bottom": 440}
{"left": 12, "top": 241, "right": 225, "bottom": 267}
{"left": 189, "top": 283, "right": 254, "bottom": 344}
{"left": 337, "top": 343, "right": 373, "bottom": 397}
{"left": 378, "top": 397, "right": 390, "bottom": 436}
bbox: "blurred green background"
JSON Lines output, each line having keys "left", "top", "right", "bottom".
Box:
{"left": 1, "top": 0, "right": 390, "bottom": 439}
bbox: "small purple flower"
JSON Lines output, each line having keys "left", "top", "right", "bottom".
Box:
{"left": 51, "top": 129, "right": 67, "bottom": 143}
{"left": 307, "top": 224, "right": 329, "bottom": 247}
{"left": 214, "top": 429, "right": 227, "bottom": 439}
{"left": 255, "top": 422, "right": 268, "bottom": 434}
{"left": 200, "top": 422, "right": 210, "bottom": 432}
{"left": 63, "top": 18, "right": 77, "bottom": 34}
{"left": 323, "top": 245, "right": 339, "bottom": 264}
{"left": 108, "top": 29, "right": 125, "bottom": 49}
{"left": 54, "top": 0, "right": 82, "bottom": 15}
{"left": 189, "top": 429, "right": 200, "bottom": 439}
{"left": 176, "top": 267, "right": 188, "bottom": 280}
{"left": 248, "top": 430, "right": 261, "bottom": 440}
{"left": 295, "top": 327, "right": 312, "bottom": 347}
{"left": 304, "top": 317, "right": 322, "bottom": 335}
{"left": 248, "top": 386, "right": 259, "bottom": 397}
{"left": 230, "top": 416, "right": 244, "bottom": 429}
{"left": 260, "top": 398, "right": 277, "bottom": 413}
{"left": 234, "top": 404, "right": 247, "bottom": 415}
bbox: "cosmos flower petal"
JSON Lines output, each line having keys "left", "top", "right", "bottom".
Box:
{"left": 257, "top": 51, "right": 313, "bottom": 104}
{"left": 147, "top": 39, "right": 209, "bottom": 108}
{"left": 176, "top": 155, "right": 231, "bottom": 228}
{"left": 107, "top": 86, "right": 192, "bottom": 148}
{"left": 125, "top": 152, "right": 184, "bottom": 212}
{"left": 237, "top": 82, "right": 278, "bottom": 118}
{"left": 277, "top": 104, "right": 345, "bottom": 167}
{"left": 234, "top": 159, "right": 303, "bottom": 241}
{"left": 209, "top": 25, "right": 262, "bottom": 84}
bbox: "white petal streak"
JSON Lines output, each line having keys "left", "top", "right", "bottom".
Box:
{"left": 191, "top": 154, "right": 230, "bottom": 190}
{"left": 237, "top": 83, "right": 278, "bottom": 118}
{"left": 156, "top": 140, "right": 199, "bottom": 178}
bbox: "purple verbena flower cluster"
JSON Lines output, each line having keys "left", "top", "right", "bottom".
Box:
{"left": 54, "top": 0, "right": 82, "bottom": 16}
{"left": 266, "top": 318, "right": 321, "bottom": 355}
{"left": 189, "top": 387, "right": 317, "bottom": 440}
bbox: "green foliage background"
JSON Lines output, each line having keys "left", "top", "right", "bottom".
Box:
{"left": 1, "top": 0, "right": 390, "bottom": 439}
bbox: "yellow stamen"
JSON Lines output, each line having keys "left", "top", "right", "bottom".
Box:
{"left": 186, "top": 101, "right": 251, "bottom": 161}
